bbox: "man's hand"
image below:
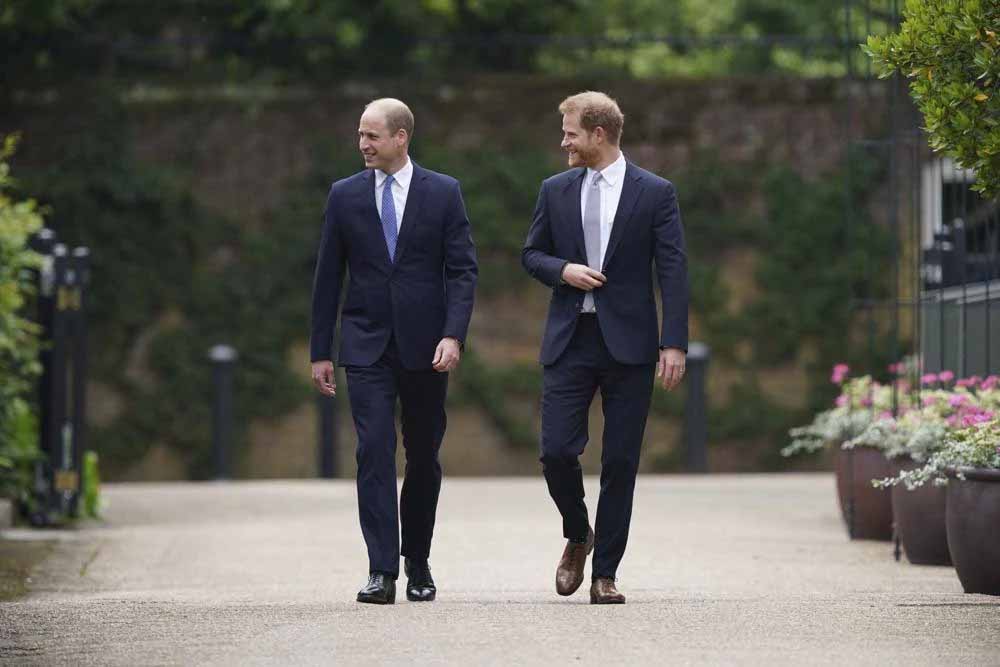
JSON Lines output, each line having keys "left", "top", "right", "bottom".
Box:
{"left": 432, "top": 337, "right": 462, "bottom": 372}
{"left": 657, "top": 348, "right": 686, "bottom": 391}
{"left": 311, "top": 360, "right": 336, "bottom": 396}
{"left": 561, "top": 263, "right": 606, "bottom": 291}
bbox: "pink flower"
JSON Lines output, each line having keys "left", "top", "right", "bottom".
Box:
{"left": 961, "top": 412, "right": 994, "bottom": 427}
{"left": 981, "top": 376, "right": 999, "bottom": 391}
{"left": 955, "top": 378, "right": 975, "bottom": 388}
{"left": 877, "top": 410, "right": 893, "bottom": 421}
{"left": 860, "top": 396, "right": 873, "bottom": 407}
{"left": 938, "top": 370, "right": 955, "bottom": 383}
{"left": 921, "top": 373, "right": 939, "bottom": 385}
{"left": 922, "top": 395, "right": 939, "bottom": 406}
{"left": 888, "top": 362, "right": 902, "bottom": 375}
{"left": 831, "top": 363, "right": 849, "bottom": 384}
{"left": 948, "top": 394, "right": 970, "bottom": 408}
{"left": 835, "top": 395, "right": 848, "bottom": 407}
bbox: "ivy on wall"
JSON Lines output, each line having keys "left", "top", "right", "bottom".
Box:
{"left": 13, "top": 97, "right": 895, "bottom": 475}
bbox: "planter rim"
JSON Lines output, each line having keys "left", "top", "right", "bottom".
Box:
{"left": 839, "top": 444, "right": 885, "bottom": 453}
{"left": 945, "top": 466, "right": 1000, "bottom": 482}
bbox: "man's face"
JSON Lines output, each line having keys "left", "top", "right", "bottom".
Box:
{"left": 561, "top": 112, "right": 600, "bottom": 168}
{"left": 358, "top": 111, "right": 404, "bottom": 171}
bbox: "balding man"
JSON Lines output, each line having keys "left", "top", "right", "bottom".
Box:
{"left": 310, "top": 98, "right": 478, "bottom": 604}
{"left": 523, "top": 91, "right": 689, "bottom": 604}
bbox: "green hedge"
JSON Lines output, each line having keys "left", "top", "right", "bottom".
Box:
{"left": 0, "top": 135, "right": 44, "bottom": 503}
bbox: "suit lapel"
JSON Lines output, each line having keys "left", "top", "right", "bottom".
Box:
{"left": 602, "top": 163, "right": 644, "bottom": 271}
{"left": 392, "top": 163, "right": 427, "bottom": 266}
{"left": 561, "top": 169, "right": 587, "bottom": 262}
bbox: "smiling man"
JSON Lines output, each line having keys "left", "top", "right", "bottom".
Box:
{"left": 310, "top": 98, "right": 477, "bottom": 604}
{"left": 522, "top": 91, "right": 689, "bottom": 604}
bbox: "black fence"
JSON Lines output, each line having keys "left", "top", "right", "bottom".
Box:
{"left": 844, "top": 0, "right": 1000, "bottom": 386}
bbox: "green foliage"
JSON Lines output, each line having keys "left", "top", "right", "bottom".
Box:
{"left": 2, "top": 0, "right": 862, "bottom": 86}
{"left": 416, "top": 146, "right": 560, "bottom": 294}
{"left": 0, "top": 135, "right": 44, "bottom": 502}
{"left": 865, "top": 0, "right": 1000, "bottom": 197}
{"left": 81, "top": 450, "right": 100, "bottom": 518}
{"left": 19, "top": 101, "right": 313, "bottom": 477}
{"left": 743, "top": 152, "right": 894, "bottom": 413}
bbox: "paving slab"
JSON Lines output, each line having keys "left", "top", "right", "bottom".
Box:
{"left": 0, "top": 475, "right": 997, "bottom": 665}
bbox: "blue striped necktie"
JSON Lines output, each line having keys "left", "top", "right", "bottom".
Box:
{"left": 381, "top": 174, "right": 398, "bottom": 262}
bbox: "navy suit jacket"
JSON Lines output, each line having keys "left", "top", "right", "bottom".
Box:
{"left": 310, "top": 162, "right": 478, "bottom": 370}
{"left": 522, "top": 161, "right": 688, "bottom": 366}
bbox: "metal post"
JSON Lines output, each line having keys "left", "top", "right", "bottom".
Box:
{"left": 317, "top": 389, "right": 338, "bottom": 479}
{"left": 28, "top": 229, "right": 57, "bottom": 524}
{"left": 48, "top": 244, "right": 76, "bottom": 517}
{"left": 683, "top": 342, "right": 710, "bottom": 473}
{"left": 208, "top": 345, "right": 238, "bottom": 480}
{"left": 69, "top": 247, "right": 90, "bottom": 516}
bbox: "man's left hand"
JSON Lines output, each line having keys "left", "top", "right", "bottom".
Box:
{"left": 657, "top": 347, "right": 686, "bottom": 391}
{"left": 432, "top": 337, "right": 462, "bottom": 372}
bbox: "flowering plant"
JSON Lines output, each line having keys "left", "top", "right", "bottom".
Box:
{"left": 848, "top": 375, "right": 996, "bottom": 459}
{"left": 782, "top": 361, "right": 999, "bottom": 462}
{"left": 877, "top": 418, "right": 1000, "bottom": 489}
{"left": 782, "top": 366, "right": 888, "bottom": 457}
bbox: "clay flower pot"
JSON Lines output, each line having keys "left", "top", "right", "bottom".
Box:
{"left": 890, "top": 459, "right": 951, "bottom": 566}
{"left": 835, "top": 446, "right": 892, "bottom": 541}
{"left": 945, "top": 467, "right": 1000, "bottom": 595}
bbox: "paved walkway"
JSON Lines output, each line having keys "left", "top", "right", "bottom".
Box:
{"left": 0, "top": 475, "right": 998, "bottom": 665}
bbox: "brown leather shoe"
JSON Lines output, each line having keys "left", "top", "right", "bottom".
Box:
{"left": 555, "top": 528, "right": 594, "bottom": 596}
{"left": 590, "top": 577, "right": 626, "bottom": 604}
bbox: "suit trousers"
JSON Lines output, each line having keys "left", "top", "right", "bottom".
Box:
{"left": 345, "top": 337, "right": 448, "bottom": 578}
{"left": 540, "top": 315, "right": 654, "bottom": 580}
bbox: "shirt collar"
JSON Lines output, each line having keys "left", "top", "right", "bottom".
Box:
{"left": 375, "top": 157, "right": 413, "bottom": 190}
{"left": 587, "top": 151, "right": 626, "bottom": 187}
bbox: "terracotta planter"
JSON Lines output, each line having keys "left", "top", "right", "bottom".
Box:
{"left": 835, "top": 446, "right": 893, "bottom": 541}
{"left": 945, "top": 467, "right": 1000, "bottom": 595}
{"left": 890, "top": 459, "right": 951, "bottom": 566}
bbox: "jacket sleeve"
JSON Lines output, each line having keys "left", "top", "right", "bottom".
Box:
{"left": 521, "top": 181, "right": 569, "bottom": 288}
{"left": 441, "top": 181, "right": 478, "bottom": 344}
{"left": 309, "top": 184, "right": 346, "bottom": 363}
{"left": 653, "top": 180, "right": 689, "bottom": 352}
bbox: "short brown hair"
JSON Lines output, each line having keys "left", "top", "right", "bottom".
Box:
{"left": 365, "top": 98, "right": 415, "bottom": 139}
{"left": 559, "top": 91, "right": 624, "bottom": 145}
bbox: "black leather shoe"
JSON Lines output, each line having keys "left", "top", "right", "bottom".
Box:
{"left": 404, "top": 558, "right": 436, "bottom": 602}
{"left": 357, "top": 572, "right": 396, "bottom": 604}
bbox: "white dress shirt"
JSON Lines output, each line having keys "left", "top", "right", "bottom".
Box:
{"left": 581, "top": 151, "right": 626, "bottom": 267}
{"left": 374, "top": 157, "right": 413, "bottom": 232}
{"left": 580, "top": 151, "right": 626, "bottom": 312}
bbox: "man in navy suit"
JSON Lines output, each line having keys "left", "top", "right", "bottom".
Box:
{"left": 310, "top": 98, "right": 477, "bottom": 604}
{"left": 522, "top": 91, "right": 688, "bottom": 604}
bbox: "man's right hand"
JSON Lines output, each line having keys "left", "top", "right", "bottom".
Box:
{"left": 311, "top": 360, "right": 336, "bottom": 396}
{"left": 561, "top": 263, "right": 607, "bottom": 291}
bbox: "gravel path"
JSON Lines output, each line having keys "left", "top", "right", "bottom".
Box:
{"left": 1, "top": 475, "right": 997, "bottom": 665}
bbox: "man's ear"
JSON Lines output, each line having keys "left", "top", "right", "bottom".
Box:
{"left": 396, "top": 129, "right": 409, "bottom": 147}
{"left": 593, "top": 126, "right": 606, "bottom": 145}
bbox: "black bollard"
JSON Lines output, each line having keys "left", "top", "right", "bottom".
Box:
{"left": 49, "top": 244, "right": 76, "bottom": 513}
{"left": 683, "top": 342, "right": 710, "bottom": 473}
{"left": 69, "top": 247, "right": 90, "bottom": 516}
{"left": 317, "top": 390, "right": 338, "bottom": 479}
{"left": 29, "top": 230, "right": 57, "bottom": 522}
{"left": 208, "top": 345, "right": 238, "bottom": 480}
